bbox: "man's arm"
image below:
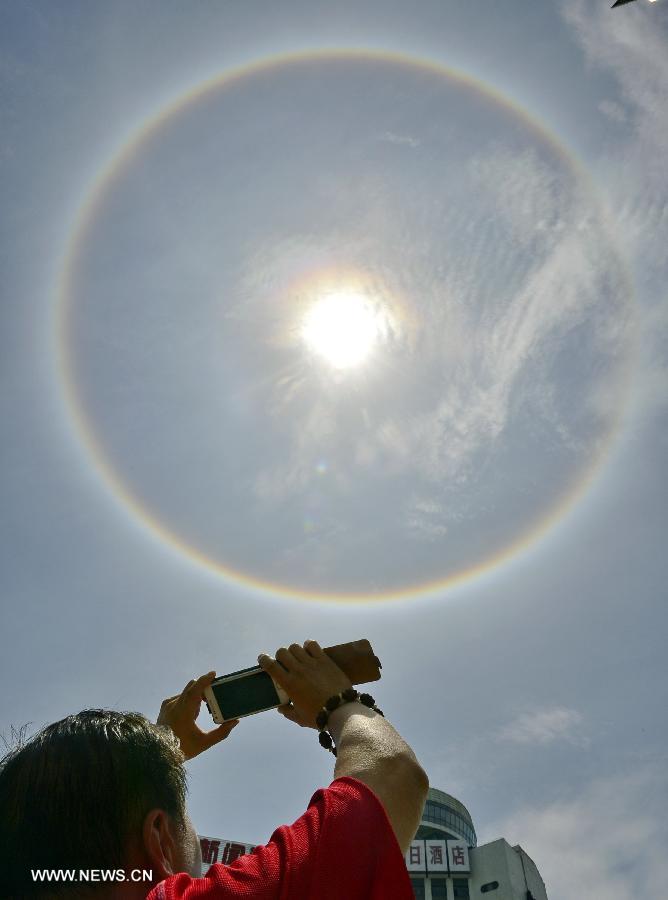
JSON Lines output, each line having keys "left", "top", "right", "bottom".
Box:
{"left": 258, "top": 640, "right": 429, "bottom": 855}
{"left": 329, "top": 702, "right": 429, "bottom": 854}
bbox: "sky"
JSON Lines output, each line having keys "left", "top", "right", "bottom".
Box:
{"left": 1, "top": 1, "right": 667, "bottom": 898}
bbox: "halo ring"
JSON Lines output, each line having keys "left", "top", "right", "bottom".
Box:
{"left": 54, "top": 49, "right": 637, "bottom": 604}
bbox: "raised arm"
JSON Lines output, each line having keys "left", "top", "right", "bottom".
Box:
{"left": 258, "top": 639, "right": 429, "bottom": 854}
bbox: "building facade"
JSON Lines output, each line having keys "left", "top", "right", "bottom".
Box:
{"left": 198, "top": 786, "right": 548, "bottom": 900}
{"left": 405, "top": 788, "right": 548, "bottom": 900}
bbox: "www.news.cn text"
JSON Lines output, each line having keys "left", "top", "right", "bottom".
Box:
{"left": 31, "top": 869, "right": 153, "bottom": 884}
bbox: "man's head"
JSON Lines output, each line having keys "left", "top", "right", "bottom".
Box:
{"left": 0, "top": 710, "right": 202, "bottom": 898}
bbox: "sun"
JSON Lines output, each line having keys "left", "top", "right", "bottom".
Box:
{"left": 302, "top": 290, "right": 385, "bottom": 370}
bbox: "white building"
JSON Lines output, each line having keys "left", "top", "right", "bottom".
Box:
{"left": 198, "top": 785, "right": 548, "bottom": 900}
{"left": 406, "top": 788, "right": 548, "bottom": 900}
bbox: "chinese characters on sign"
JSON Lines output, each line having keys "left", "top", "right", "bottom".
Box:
{"left": 199, "top": 834, "right": 472, "bottom": 876}
{"left": 198, "top": 835, "right": 257, "bottom": 874}
{"left": 426, "top": 840, "right": 448, "bottom": 873}
{"left": 447, "top": 840, "right": 470, "bottom": 872}
{"left": 406, "top": 842, "right": 423, "bottom": 872}
{"left": 405, "top": 840, "right": 470, "bottom": 874}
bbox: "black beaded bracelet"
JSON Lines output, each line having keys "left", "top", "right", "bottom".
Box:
{"left": 316, "top": 688, "right": 384, "bottom": 757}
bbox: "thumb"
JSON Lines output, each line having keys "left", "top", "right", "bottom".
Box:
{"left": 203, "top": 720, "right": 239, "bottom": 748}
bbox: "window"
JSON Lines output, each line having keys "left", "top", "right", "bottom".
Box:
{"left": 453, "top": 878, "right": 470, "bottom": 899}
{"left": 422, "top": 801, "right": 477, "bottom": 846}
{"left": 410, "top": 878, "right": 425, "bottom": 900}
{"left": 431, "top": 880, "right": 448, "bottom": 900}
{"left": 416, "top": 825, "right": 459, "bottom": 842}
{"left": 480, "top": 882, "right": 499, "bottom": 893}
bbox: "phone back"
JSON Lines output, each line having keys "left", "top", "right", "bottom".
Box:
{"left": 324, "top": 638, "right": 382, "bottom": 685}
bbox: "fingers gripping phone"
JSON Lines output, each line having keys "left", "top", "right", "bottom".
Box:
{"left": 204, "top": 639, "right": 382, "bottom": 724}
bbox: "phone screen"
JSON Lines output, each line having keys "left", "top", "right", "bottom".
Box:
{"left": 210, "top": 668, "right": 281, "bottom": 719}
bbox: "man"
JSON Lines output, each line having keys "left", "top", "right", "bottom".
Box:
{"left": 0, "top": 639, "right": 429, "bottom": 898}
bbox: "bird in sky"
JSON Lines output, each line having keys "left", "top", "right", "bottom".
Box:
{"left": 612, "top": 0, "right": 657, "bottom": 7}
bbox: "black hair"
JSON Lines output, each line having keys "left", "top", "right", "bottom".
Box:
{"left": 0, "top": 710, "right": 188, "bottom": 898}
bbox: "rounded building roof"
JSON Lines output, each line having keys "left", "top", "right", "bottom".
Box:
{"left": 418, "top": 787, "right": 477, "bottom": 847}
{"left": 427, "top": 788, "right": 475, "bottom": 830}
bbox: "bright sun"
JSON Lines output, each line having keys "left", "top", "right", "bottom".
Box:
{"left": 302, "top": 290, "right": 384, "bottom": 370}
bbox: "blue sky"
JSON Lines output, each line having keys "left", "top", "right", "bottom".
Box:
{"left": 1, "top": 2, "right": 667, "bottom": 897}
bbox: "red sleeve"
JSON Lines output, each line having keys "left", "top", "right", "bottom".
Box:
{"left": 148, "top": 776, "right": 413, "bottom": 900}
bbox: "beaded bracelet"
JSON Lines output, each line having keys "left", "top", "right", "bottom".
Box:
{"left": 316, "top": 687, "right": 384, "bottom": 756}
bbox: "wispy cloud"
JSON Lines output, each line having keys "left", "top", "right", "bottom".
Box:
{"left": 379, "top": 130, "right": 421, "bottom": 148}
{"left": 468, "top": 145, "right": 568, "bottom": 249}
{"left": 562, "top": 0, "right": 668, "bottom": 256}
{"left": 598, "top": 98, "right": 628, "bottom": 125}
{"left": 401, "top": 189, "right": 630, "bottom": 486}
{"left": 562, "top": 0, "right": 668, "bottom": 417}
{"left": 244, "top": 148, "right": 630, "bottom": 549}
{"left": 405, "top": 495, "right": 448, "bottom": 541}
{"left": 497, "top": 706, "right": 588, "bottom": 748}
{"left": 483, "top": 767, "right": 668, "bottom": 900}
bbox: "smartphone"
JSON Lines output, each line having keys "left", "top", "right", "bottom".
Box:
{"left": 204, "top": 665, "right": 290, "bottom": 723}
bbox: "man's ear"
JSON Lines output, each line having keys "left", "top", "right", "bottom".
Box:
{"left": 142, "top": 808, "right": 182, "bottom": 879}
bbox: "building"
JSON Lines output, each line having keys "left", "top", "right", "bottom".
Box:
{"left": 198, "top": 786, "right": 548, "bottom": 900}
{"left": 406, "top": 787, "right": 548, "bottom": 900}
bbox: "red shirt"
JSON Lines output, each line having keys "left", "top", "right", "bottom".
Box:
{"left": 148, "top": 776, "right": 413, "bottom": 900}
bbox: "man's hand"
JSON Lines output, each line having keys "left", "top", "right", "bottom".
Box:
{"left": 258, "top": 639, "right": 353, "bottom": 730}
{"left": 157, "top": 671, "right": 239, "bottom": 760}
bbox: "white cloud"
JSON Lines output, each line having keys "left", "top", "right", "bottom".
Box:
{"left": 497, "top": 707, "right": 588, "bottom": 748}
{"left": 562, "top": 0, "right": 668, "bottom": 143}
{"left": 405, "top": 495, "right": 448, "bottom": 541}
{"left": 598, "top": 98, "right": 628, "bottom": 124}
{"left": 483, "top": 767, "right": 668, "bottom": 900}
{"left": 403, "top": 202, "right": 628, "bottom": 484}
{"left": 380, "top": 130, "right": 421, "bottom": 148}
{"left": 562, "top": 0, "right": 668, "bottom": 246}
